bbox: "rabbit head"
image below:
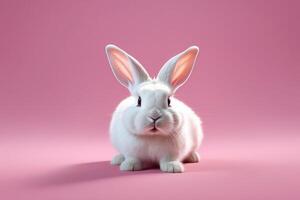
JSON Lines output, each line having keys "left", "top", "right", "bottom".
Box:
{"left": 105, "top": 44, "right": 199, "bottom": 136}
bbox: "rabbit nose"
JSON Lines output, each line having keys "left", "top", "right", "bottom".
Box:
{"left": 148, "top": 108, "right": 162, "bottom": 122}
{"left": 149, "top": 115, "right": 161, "bottom": 122}
{"left": 150, "top": 108, "right": 161, "bottom": 118}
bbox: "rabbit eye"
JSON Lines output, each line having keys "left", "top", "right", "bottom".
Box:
{"left": 137, "top": 96, "right": 141, "bottom": 107}
{"left": 168, "top": 97, "right": 171, "bottom": 107}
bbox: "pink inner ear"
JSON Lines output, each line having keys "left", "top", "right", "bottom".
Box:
{"left": 109, "top": 49, "right": 133, "bottom": 83}
{"left": 171, "top": 52, "right": 196, "bottom": 86}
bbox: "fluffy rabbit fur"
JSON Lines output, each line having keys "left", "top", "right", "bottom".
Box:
{"left": 105, "top": 44, "right": 203, "bottom": 173}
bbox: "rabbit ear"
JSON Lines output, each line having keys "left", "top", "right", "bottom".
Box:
{"left": 105, "top": 44, "right": 150, "bottom": 89}
{"left": 157, "top": 46, "right": 199, "bottom": 93}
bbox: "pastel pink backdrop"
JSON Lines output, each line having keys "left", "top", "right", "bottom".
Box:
{"left": 0, "top": 0, "right": 299, "bottom": 200}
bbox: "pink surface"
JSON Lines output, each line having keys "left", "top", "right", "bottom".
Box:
{"left": 0, "top": 0, "right": 299, "bottom": 199}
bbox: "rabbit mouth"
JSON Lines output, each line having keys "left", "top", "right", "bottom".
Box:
{"left": 144, "top": 122, "right": 165, "bottom": 134}
{"left": 150, "top": 126, "right": 158, "bottom": 132}
{"left": 148, "top": 123, "right": 159, "bottom": 132}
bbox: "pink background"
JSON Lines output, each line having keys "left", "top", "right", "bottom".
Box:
{"left": 0, "top": 0, "right": 299, "bottom": 199}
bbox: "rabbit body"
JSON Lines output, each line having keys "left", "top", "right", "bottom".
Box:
{"left": 105, "top": 45, "right": 203, "bottom": 172}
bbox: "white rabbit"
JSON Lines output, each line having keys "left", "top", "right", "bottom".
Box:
{"left": 105, "top": 44, "right": 203, "bottom": 173}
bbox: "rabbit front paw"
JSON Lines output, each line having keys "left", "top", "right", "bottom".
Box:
{"left": 120, "top": 158, "right": 143, "bottom": 171}
{"left": 160, "top": 161, "right": 184, "bottom": 173}
{"left": 111, "top": 154, "right": 125, "bottom": 165}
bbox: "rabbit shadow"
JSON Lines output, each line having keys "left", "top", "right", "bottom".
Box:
{"left": 185, "top": 158, "right": 258, "bottom": 173}
{"left": 33, "top": 161, "right": 160, "bottom": 187}
{"left": 33, "top": 158, "right": 258, "bottom": 187}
